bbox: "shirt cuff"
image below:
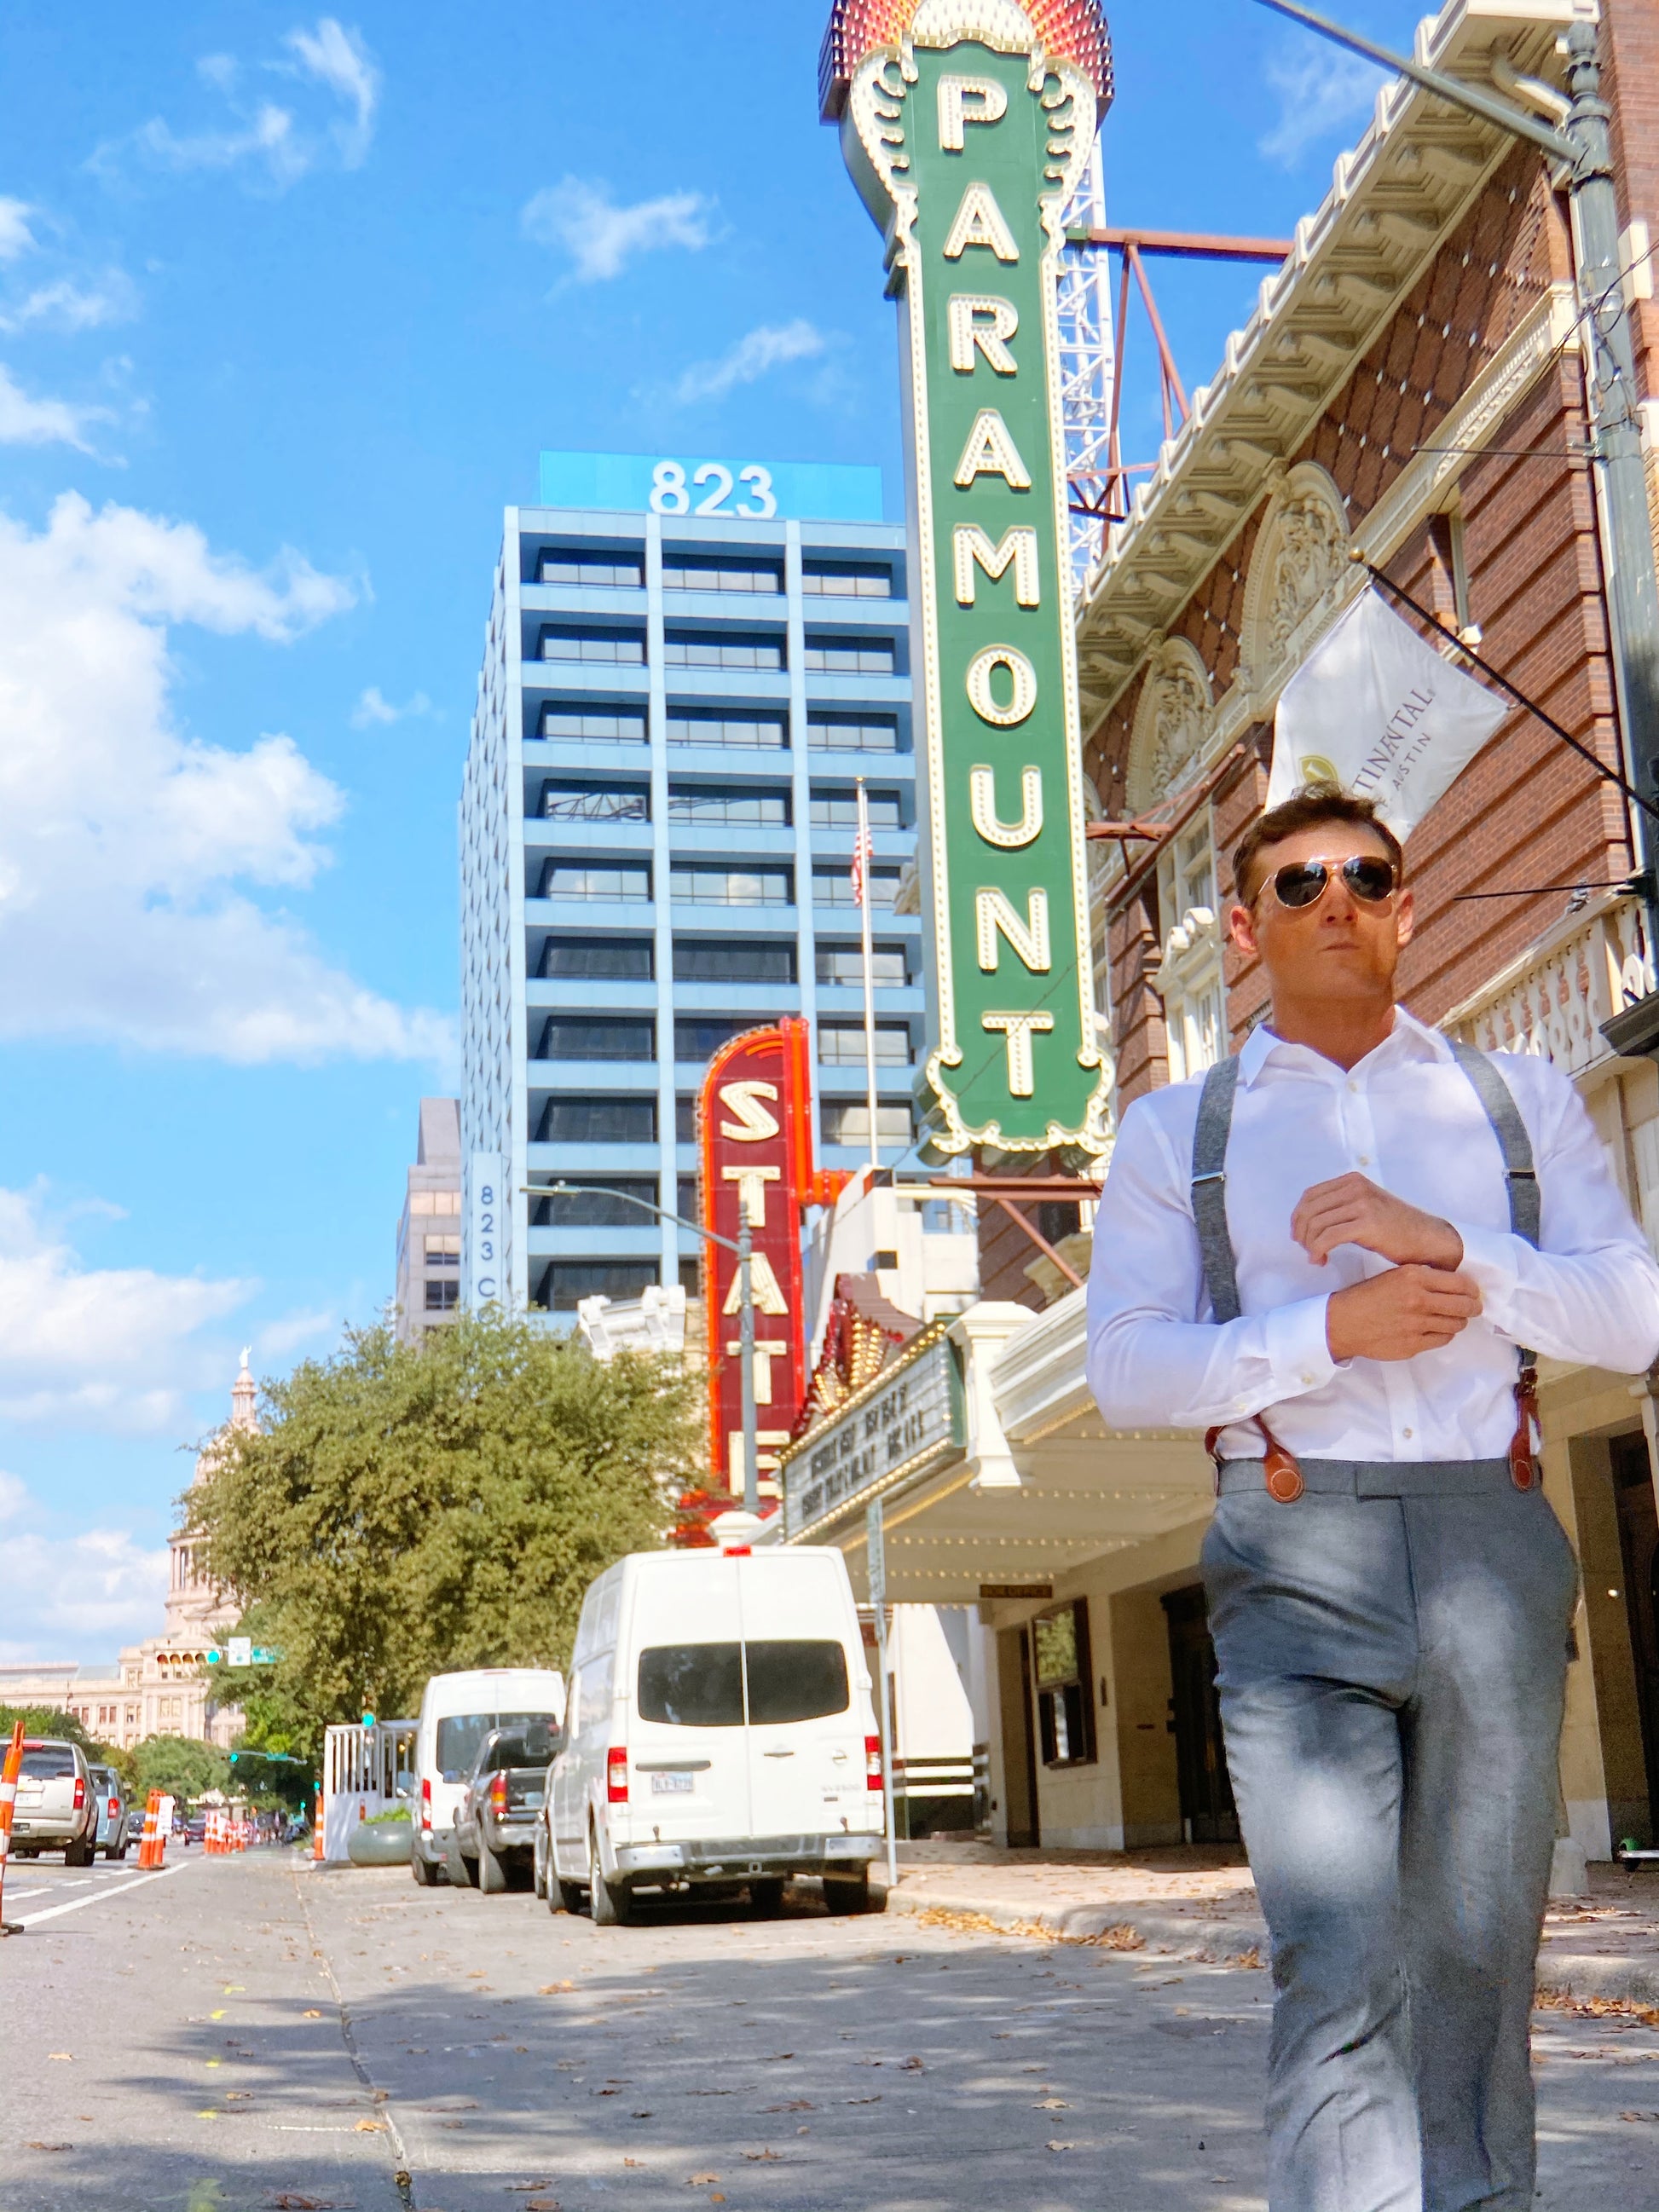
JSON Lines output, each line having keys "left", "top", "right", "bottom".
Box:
{"left": 1450, "top": 1222, "right": 1523, "bottom": 1330}
{"left": 1263, "top": 1294, "right": 1340, "bottom": 1398}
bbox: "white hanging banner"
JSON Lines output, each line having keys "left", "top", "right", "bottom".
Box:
{"left": 1267, "top": 589, "right": 1508, "bottom": 840}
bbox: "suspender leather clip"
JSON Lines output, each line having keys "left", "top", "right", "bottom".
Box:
{"left": 1510, "top": 1361, "right": 1540, "bottom": 1492}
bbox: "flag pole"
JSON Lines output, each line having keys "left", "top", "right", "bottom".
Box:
{"left": 855, "top": 777, "right": 880, "bottom": 1171}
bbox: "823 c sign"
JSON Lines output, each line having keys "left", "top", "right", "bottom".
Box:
{"left": 649, "top": 459, "right": 777, "bottom": 517}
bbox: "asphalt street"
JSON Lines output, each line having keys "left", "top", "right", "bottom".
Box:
{"left": 3, "top": 1849, "right": 1659, "bottom": 2211}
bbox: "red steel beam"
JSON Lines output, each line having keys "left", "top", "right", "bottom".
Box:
{"left": 1068, "top": 225, "right": 1293, "bottom": 263}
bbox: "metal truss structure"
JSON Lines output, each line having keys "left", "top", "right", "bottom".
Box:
{"left": 1057, "top": 132, "right": 1114, "bottom": 593}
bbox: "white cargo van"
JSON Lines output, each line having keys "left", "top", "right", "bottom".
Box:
{"left": 549, "top": 1521, "right": 883, "bottom": 1923}
{"left": 412, "top": 1666, "right": 565, "bottom": 1887}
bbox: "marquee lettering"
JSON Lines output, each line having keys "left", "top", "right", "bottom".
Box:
{"left": 953, "top": 523, "right": 1040, "bottom": 607}
{"left": 948, "top": 294, "right": 1019, "bottom": 374}
{"left": 969, "top": 764, "right": 1043, "bottom": 847}
{"left": 975, "top": 887, "right": 1051, "bottom": 973}
{"left": 941, "top": 180, "right": 1021, "bottom": 263}
{"left": 981, "top": 1009, "right": 1055, "bottom": 1095}
{"left": 936, "top": 73, "right": 1009, "bottom": 149}
{"left": 964, "top": 643, "right": 1037, "bottom": 726}
{"left": 954, "top": 407, "right": 1031, "bottom": 489}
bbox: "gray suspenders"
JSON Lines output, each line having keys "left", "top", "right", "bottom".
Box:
{"left": 1191, "top": 1039, "right": 1541, "bottom": 1493}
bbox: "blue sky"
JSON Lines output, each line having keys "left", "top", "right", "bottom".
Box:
{"left": 0, "top": 0, "right": 1424, "bottom": 1660}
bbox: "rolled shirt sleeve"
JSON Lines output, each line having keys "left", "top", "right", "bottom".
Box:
{"left": 1448, "top": 1061, "right": 1659, "bottom": 1375}
{"left": 1086, "top": 1096, "right": 1341, "bottom": 1431}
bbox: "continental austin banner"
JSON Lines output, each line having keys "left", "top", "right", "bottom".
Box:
{"left": 822, "top": 0, "right": 1114, "bottom": 1155}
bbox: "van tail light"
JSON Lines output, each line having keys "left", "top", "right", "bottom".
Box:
{"left": 108, "top": 1797, "right": 119, "bottom": 1818}
{"left": 72, "top": 1775, "right": 85, "bottom": 1811}
{"left": 606, "top": 1747, "right": 629, "bottom": 1805}
{"left": 865, "top": 1735, "right": 882, "bottom": 1788}
{"left": 420, "top": 1776, "right": 432, "bottom": 1833}
{"left": 489, "top": 1772, "right": 508, "bottom": 1817}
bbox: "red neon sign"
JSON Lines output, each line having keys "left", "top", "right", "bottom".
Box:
{"left": 698, "top": 1017, "right": 845, "bottom": 1500}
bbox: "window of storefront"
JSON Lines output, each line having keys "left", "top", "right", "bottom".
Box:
{"left": 1153, "top": 815, "right": 1225, "bottom": 1082}
{"left": 1032, "top": 1599, "right": 1095, "bottom": 1768}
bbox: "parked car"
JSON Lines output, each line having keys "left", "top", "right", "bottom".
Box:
{"left": 9, "top": 1739, "right": 99, "bottom": 1864}
{"left": 449, "top": 1721, "right": 560, "bottom": 1893}
{"left": 548, "top": 1524, "right": 884, "bottom": 1926}
{"left": 184, "top": 1812, "right": 208, "bottom": 1845}
{"left": 87, "top": 1765, "right": 129, "bottom": 1860}
{"left": 410, "top": 1666, "right": 565, "bottom": 1889}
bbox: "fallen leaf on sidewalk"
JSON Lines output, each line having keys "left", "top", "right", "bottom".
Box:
{"left": 352, "top": 2118, "right": 385, "bottom": 2134}
{"left": 899, "top": 2056, "right": 923, "bottom": 2071}
{"left": 741, "top": 2149, "right": 781, "bottom": 2163}
{"left": 687, "top": 2175, "right": 720, "bottom": 2187}
{"left": 267, "top": 2197, "right": 353, "bottom": 2210}
{"left": 1046, "top": 2140, "right": 1078, "bottom": 2152}
{"left": 47, "top": 2053, "right": 72, "bottom": 2062}
{"left": 302, "top": 2010, "right": 323, "bottom": 2019}
{"left": 539, "top": 1980, "right": 576, "bottom": 1994}
{"left": 844, "top": 2095, "right": 881, "bottom": 2105}
{"left": 524, "top": 2200, "right": 560, "bottom": 2211}
{"left": 1621, "top": 2111, "right": 1659, "bottom": 2122}
{"left": 1035, "top": 2099, "right": 1070, "bottom": 2111}
{"left": 761, "top": 2053, "right": 795, "bottom": 2062}
{"left": 503, "top": 2184, "right": 552, "bottom": 2194}
{"left": 26, "top": 2142, "right": 70, "bottom": 2152}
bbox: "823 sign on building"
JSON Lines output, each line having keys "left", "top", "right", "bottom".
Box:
{"left": 824, "top": 0, "right": 1113, "bottom": 1154}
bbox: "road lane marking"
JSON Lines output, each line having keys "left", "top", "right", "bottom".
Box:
{"left": 14, "top": 1862, "right": 194, "bottom": 1926}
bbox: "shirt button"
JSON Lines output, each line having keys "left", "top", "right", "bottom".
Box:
{"left": 1300, "top": 1372, "right": 1315, "bottom": 1387}
{"left": 1358, "top": 1153, "right": 1371, "bottom": 1166}
{"left": 1403, "top": 1427, "right": 1413, "bottom": 1439}
{"left": 1347, "top": 1079, "right": 1358, "bottom": 1093}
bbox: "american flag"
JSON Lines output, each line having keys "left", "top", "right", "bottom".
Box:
{"left": 850, "top": 781, "right": 872, "bottom": 907}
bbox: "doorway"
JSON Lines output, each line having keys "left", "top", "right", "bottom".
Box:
{"left": 1612, "top": 1431, "right": 1659, "bottom": 1842}
{"left": 996, "top": 1626, "right": 1040, "bottom": 1847}
{"left": 1161, "top": 1584, "right": 1240, "bottom": 1846}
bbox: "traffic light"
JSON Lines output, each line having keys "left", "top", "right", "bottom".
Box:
{"left": 361, "top": 1711, "right": 376, "bottom": 1730}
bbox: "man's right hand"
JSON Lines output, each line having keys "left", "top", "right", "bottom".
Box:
{"left": 1325, "top": 1264, "right": 1483, "bottom": 1363}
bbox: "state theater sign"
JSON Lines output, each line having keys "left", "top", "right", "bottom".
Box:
{"left": 822, "top": 0, "right": 1113, "bottom": 1155}
{"left": 699, "top": 1019, "right": 842, "bottom": 1495}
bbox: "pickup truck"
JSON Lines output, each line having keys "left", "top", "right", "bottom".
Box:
{"left": 10, "top": 1739, "right": 99, "bottom": 1864}
{"left": 448, "top": 1723, "right": 559, "bottom": 1894}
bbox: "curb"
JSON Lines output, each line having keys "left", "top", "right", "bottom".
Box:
{"left": 887, "top": 1883, "right": 1659, "bottom": 2013}
{"left": 885, "top": 1882, "right": 1266, "bottom": 1963}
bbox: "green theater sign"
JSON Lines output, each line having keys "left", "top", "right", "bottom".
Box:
{"left": 824, "top": 0, "right": 1113, "bottom": 1155}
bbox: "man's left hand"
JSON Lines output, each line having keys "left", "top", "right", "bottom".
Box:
{"left": 1292, "top": 1173, "right": 1464, "bottom": 1270}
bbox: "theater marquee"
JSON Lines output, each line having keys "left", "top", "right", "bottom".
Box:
{"left": 822, "top": 0, "right": 1113, "bottom": 1154}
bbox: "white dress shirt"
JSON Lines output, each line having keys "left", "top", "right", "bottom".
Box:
{"left": 1086, "top": 1007, "right": 1659, "bottom": 1462}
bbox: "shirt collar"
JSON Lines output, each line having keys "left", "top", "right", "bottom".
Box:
{"left": 1236, "top": 1003, "right": 1451, "bottom": 1088}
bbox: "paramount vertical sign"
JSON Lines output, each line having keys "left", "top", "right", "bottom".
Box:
{"left": 822, "top": 0, "right": 1113, "bottom": 1154}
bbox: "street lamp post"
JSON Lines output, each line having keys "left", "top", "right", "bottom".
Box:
{"left": 526, "top": 1181, "right": 761, "bottom": 1516}
{"left": 1252, "top": 0, "right": 1659, "bottom": 1013}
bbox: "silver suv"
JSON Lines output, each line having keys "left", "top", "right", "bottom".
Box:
{"left": 11, "top": 1739, "right": 99, "bottom": 1864}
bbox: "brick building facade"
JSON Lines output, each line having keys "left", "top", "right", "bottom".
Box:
{"left": 790, "top": 0, "right": 1659, "bottom": 1871}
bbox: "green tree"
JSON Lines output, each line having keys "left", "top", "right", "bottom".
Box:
{"left": 188, "top": 1309, "right": 695, "bottom": 1759}
{"left": 0, "top": 1705, "right": 118, "bottom": 1767}
{"left": 131, "top": 1735, "right": 229, "bottom": 1802}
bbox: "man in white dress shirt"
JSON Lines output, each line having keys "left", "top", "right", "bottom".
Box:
{"left": 1087, "top": 783, "right": 1659, "bottom": 2212}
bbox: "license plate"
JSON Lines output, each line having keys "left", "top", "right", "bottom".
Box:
{"left": 650, "top": 1772, "right": 694, "bottom": 1796}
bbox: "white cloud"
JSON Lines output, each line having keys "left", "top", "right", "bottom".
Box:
{"left": 1259, "top": 47, "right": 1384, "bottom": 166}
{"left": 0, "top": 198, "right": 36, "bottom": 262}
{"left": 0, "top": 363, "right": 110, "bottom": 451}
{"left": 283, "top": 19, "right": 379, "bottom": 168}
{"left": 0, "top": 1185, "right": 252, "bottom": 1432}
{"left": 0, "top": 1470, "right": 27, "bottom": 1521}
{"left": 0, "top": 490, "right": 450, "bottom": 1062}
{"left": 256, "top": 1304, "right": 338, "bottom": 1359}
{"left": 93, "top": 17, "right": 381, "bottom": 193}
{"left": 0, "top": 271, "right": 140, "bottom": 335}
{"left": 521, "top": 177, "right": 714, "bottom": 283}
{"left": 0, "top": 1522, "right": 170, "bottom": 1659}
{"left": 670, "top": 319, "right": 828, "bottom": 406}
{"left": 351, "top": 684, "right": 435, "bottom": 728}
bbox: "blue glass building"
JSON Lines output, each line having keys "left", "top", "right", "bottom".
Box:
{"left": 460, "top": 452, "right": 919, "bottom": 1317}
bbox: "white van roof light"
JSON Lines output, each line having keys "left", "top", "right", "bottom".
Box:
{"left": 708, "top": 1510, "right": 766, "bottom": 1556}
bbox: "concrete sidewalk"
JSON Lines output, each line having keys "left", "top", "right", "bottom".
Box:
{"left": 884, "top": 1839, "right": 1659, "bottom": 2011}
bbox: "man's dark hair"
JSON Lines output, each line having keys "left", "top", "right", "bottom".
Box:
{"left": 1231, "top": 781, "right": 1404, "bottom": 904}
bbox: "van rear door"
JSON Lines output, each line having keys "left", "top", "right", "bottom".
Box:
{"left": 626, "top": 1556, "right": 750, "bottom": 1847}
{"left": 739, "top": 1556, "right": 865, "bottom": 1840}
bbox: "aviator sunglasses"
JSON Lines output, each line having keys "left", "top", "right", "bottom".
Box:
{"left": 1261, "top": 854, "right": 1398, "bottom": 910}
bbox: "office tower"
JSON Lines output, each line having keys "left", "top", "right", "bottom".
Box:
{"left": 460, "top": 451, "right": 918, "bottom": 1317}
{"left": 394, "top": 1096, "right": 463, "bottom": 1337}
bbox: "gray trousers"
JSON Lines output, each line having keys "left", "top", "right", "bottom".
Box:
{"left": 1201, "top": 1461, "right": 1578, "bottom": 2212}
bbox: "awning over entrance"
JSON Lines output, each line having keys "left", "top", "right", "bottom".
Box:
{"left": 779, "top": 1290, "right": 1214, "bottom": 1603}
